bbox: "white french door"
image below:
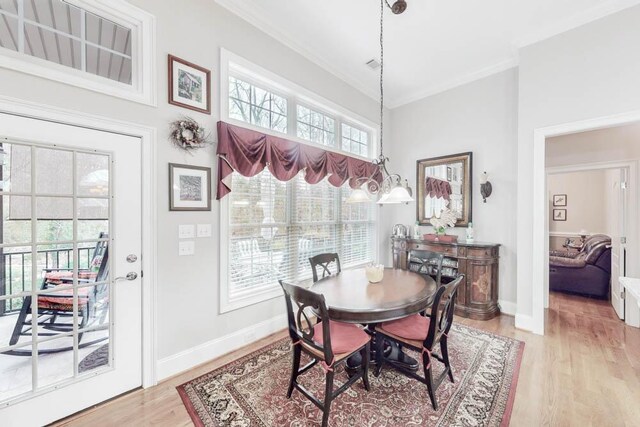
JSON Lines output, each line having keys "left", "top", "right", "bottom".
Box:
{"left": 610, "top": 167, "right": 628, "bottom": 320}
{"left": 0, "top": 113, "right": 142, "bottom": 426}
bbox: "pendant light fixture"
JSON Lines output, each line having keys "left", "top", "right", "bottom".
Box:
{"left": 347, "top": 0, "right": 414, "bottom": 205}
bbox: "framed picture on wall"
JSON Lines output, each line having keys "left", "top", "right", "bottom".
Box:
{"left": 168, "top": 55, "right": 211, "bottom": 114}
{"left": 169, "top": 163, "right": 211, "bottom": 211}
{"left": 553, "top": 209, "right": 567, "bottom": 221}
{"left": 553, "top": 194, "right": 567, "bottom": 206}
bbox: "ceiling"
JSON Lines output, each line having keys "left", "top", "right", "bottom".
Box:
{"left": 215, "top": 0, "right": 640, "bottom": 108}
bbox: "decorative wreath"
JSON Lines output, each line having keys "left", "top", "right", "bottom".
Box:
{"left": 169, "top": 117, "right": 210, "bottom": 150}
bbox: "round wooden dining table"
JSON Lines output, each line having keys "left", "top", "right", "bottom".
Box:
{"left": 310, "top": 267, "right": 437, "bottom": 374}
{"left": 310, "top": 267, "right": 437, "bottom": 323}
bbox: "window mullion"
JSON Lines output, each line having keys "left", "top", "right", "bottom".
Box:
{"left": 80, "top": 9, "right": 86, "bottom": 72}
{"left": 288, "top": 96, "right": 297, "bottom": 139}
{"left": 17, "top": 0, "right": 24, "bottom": 53}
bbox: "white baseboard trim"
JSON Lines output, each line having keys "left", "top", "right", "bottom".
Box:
{"left": 498, "top": 299, "right": 517, "bottom": 316}
{"left": 157, "top": 314, "right": 288, "bottom": 381}
{"left": 514, "top": 313, "right": 534, "bottom": 332}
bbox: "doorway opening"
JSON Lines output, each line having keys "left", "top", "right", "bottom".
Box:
{"left": 532, "top": 116, "right": 640, "bottom": 335}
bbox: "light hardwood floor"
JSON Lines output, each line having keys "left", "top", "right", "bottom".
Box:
{"left": 53, "top": 292, "right": 640, "bottom": 426}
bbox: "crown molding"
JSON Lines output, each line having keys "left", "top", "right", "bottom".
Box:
{"left": 513, "top": 0, "right": 640, "bottom": 48}
{"left": 214, "top": 0, "right": 380, "bottom": 103}
{"left": 387, "top": 58, "right": 518, "bottom": 109}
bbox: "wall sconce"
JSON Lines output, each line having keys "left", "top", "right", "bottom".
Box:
{"left": 480, "top": 171, "right": 492, "bottom": 203}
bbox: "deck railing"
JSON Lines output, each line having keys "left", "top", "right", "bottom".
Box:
{"left": 0, "top": 246, "right": 94, "bottom": 314}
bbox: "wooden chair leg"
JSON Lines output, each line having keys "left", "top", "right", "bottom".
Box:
{"left": 441, "top": 337, "right": 454, "bottom": 383}
{"left": 374, "top": 335, "right": 384, "bottom": 377}
{"left": 287, "top": 344, "right": 301, "bottom": 398}
{"left": 321, "top": 370, "right": 335, "bottom": 427}
{"left": 361, "top": 343, "right": 371, "bottom": 391}
{"left": 423, "top": 352, "right": 438, "bottom": 411}
{"left": 9, "top": 296, "right": 31, "bottom": 346}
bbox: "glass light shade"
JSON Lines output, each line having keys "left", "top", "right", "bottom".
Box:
{"left": 346, "top": 187, "right": 372, "bottom": 203}
{"left": 480, "top": 172, "right": 489, "bottom": 184}
{"left": 377, "top": 185, "right": 414, "bottom": 204}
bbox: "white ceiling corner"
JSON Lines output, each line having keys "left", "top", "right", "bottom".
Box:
{"left": 215, "top": 0, "right": 640, "bottom": 110}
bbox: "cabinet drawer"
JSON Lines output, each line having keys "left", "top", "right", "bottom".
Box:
{"left": 467, "top": 247, "right": 497, "bottom": 258}
{"left": 410, "top": 243, "right": 457, "bottom": 256}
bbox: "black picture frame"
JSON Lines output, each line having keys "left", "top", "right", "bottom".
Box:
{"left": 553, "top": 194, "right": 567, "bottom": 206}
{"left": 169, "top": 163, "right": 212, "bottom": 211}
{"left": 552, "top": 209, "right": 567, "bottom": 221}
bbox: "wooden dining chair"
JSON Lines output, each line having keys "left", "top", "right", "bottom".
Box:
{"left": 408, "top": 249, "right": 444, "bottom": 287}
{"left": 309, "top": 253, "right": 341, "bottom": 283}
{"left": 374, "top": 274, "right": 464, "bottom": 410}
{"left": 279, "top": 280, "right": 371, "bottom": 427}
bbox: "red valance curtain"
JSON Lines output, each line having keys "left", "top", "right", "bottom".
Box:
{"left": 216, "top": 121, "right": 381, "bottom": 199}
{"left": 425, "top": 177, "right": 452, "bottom": 200}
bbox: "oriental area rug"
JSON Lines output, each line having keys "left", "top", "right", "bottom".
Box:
{"left": 177, "top": 324, "right": 524, "bottom": 427}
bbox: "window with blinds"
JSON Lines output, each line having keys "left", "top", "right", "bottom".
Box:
{"left": 226, "top": 170, "right": 376, "bottom": 307}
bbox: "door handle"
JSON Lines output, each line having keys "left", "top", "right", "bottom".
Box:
{"left": 114, "top": 272, "right": 138, "bottom": 281}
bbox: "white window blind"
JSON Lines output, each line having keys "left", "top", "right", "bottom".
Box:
{"left": 226, "top": 170, "right": 376, "bottom": 304}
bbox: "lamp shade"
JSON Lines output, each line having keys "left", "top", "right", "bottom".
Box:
{"left": 346, "top": 187, "right": 372, "bottom": 203}
{"left": 377, "top": 184, "right": 414, "bottom": 204}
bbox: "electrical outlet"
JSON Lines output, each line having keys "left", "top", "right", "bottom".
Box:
{"left": 197, "top": 224, "right": 212, "bottom": 238}
{"left": 178, "top": 240, "right": 195, "bottom": 256}
{"left": 179, "top": 224, "right": 195, "bottom": 239}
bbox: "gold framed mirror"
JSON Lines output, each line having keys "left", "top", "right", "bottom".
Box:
{"left": 416, "top": 152, "right": 472, "bottom": 227}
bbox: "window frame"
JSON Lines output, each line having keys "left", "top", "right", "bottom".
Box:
{"left": 219, "top": 48, "right": 379, "bottom": 313}
{"left": 0, "top": 0, "right": 156, "bottom": 106}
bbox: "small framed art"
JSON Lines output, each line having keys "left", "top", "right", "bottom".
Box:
{"left": 553, "top": 194, "right": 567, "bottom": 206}
{"left": 168, "top": 55, "right": 211, "bottom": 114}
{"left": 552, "top": 209, "right": 567, "bottom": 221}
{"left": 169, "top": 163, "right": 211, "bottom": 211}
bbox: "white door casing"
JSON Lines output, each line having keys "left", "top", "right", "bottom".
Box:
{"left": 610, "top": 168, "right": 627, "bottom": 319}
{"left": 0, "top": 113, "right": 142, "bottom": 426}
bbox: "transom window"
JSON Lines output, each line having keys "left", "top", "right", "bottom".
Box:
{"left": 228, "top": 76, "right": 287, "bottom": 133}
{"left": 0, "top": 0, "right": 155, "bottom": 105}
{"left": 342, "top": 123, "right": 370, "bottom": 157}
{"left": 0, "top": 0, "right": 132, "bottom": 84}
{"left": 297, "top": 105, "right": 335, "bottom": 147}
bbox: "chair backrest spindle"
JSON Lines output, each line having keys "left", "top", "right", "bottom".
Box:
{"left": 309, "top": 253, "right": 341, "bottom": 283}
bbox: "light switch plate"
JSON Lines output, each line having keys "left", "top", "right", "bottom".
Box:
{"left": 197, "top": 224, "right": 212, "bottom": 238}
{"left": 179, "top": 224, "right": 195, "bottom": 239}
{"left": 179, "top": 240, "right": 195, "bottom": 256}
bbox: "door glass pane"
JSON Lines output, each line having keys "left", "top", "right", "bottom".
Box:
{"left": 1, "top": 143, "right": 32, "bottom": 193}
{"left": 37, "top": 336, "right": 75, "bottom": 388}
{"left": 0, "top": 143, "right": 112, "bottom": 404}
{"left": 77, "top": 153, "right": 109, "bottom": 197}
{"left": 36, "top": 197, "right": 73, "bottom": 241}
{"left": 2, "top": 246, "right": 34, "bottom": 296}
{"left": 2, "top": 195, "right": 32, "bottom": 244}
{"left": 36, "top": 148, "right": 73, "bottom": 195}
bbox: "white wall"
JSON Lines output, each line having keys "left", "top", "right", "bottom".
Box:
{"left": 0, "top": 0, "right": 380, "bottom": 372}
{"left": 547, "top": 170, "right": 607, "bottom": 235}
{"left": 383, "top": 68, "right": 519, "bottom": 312}
{"left": 517, "top": 4, "right": 640, "bottom": 323}
{"left": 547, "top": 123, "right": 640, "bottom": 167}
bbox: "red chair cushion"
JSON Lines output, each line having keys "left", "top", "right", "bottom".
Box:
{"left": 380, "top": 313, "right": 430, "bottom": 341}
{"left": 312, "top": 320, "right": 370, "bottom": 355}
{"left": 39, "top": 287, "right": 90, "bottom": 310}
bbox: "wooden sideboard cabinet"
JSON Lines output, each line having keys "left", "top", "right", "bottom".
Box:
{"left": 391, "top": 237, "right": 500, "bottom": 320}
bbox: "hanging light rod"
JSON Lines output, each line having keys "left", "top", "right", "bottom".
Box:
{"left": 347, "top": 0, "right": 413, "bottom": 205}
